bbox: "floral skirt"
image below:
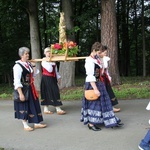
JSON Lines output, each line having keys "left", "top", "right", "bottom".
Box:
{"left": 80, "top": 81, "right": 121, "bottom": 128}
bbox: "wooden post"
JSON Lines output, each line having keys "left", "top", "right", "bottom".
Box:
{"left": 49, "top": 45, "right": 53, "bottom": 61}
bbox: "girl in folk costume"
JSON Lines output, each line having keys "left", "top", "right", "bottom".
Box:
{"left": 98, "top": 45, "right": 121, "bottom": 113}
{"left": 80, "top": 42, "right": 123, "bottom": 131}
{"left": 13, "top": 47, "right": 46, "bottom": 131}
{"left": 40, "top": 47, "right": 66, "bottom": 115}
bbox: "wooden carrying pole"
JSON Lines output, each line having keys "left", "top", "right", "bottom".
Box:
{"left": 30, "top": 56, "right": 87, "bottom": 62}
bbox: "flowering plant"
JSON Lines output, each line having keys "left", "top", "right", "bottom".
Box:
{"left": 51, "top": 41, "right": 79, "bottom": 57}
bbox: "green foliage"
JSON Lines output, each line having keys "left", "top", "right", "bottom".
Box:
{"left": 0, "top": 0, "right": 30, "bottom": 83}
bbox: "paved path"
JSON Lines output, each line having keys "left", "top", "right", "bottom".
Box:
{"left": 0, "top": 99, "right": 150, "bottom": 150}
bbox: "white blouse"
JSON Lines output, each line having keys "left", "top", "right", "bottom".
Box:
{"left": 103, "top": 56, "right": 111, "bottom": 81}
{"left": 103, "top": 56, "right": 110, "bottom": 68}
{"left": 85, "top": 57, "right": 102, "bottom": 82}
{"left": 41, "top": 61, "right": 61, "bottom": 79}
{"left": 13, "top": 60, "right": 39, "bottom": 90}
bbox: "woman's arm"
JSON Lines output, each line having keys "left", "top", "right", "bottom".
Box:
{"left": 13, "top": 64, "right": 25, "bottom": 101}
{"left": 85, "top": 58, "right": 100, "bottom": 96}
{"left": 13, "top": 64, "right": 23, "bottom": 90}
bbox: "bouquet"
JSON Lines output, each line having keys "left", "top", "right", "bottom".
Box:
{"left": 51, "top": 41, "right": 79, "bottom": 57}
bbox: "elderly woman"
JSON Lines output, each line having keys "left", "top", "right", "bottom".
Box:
{"left": 40, "top": 47, "right": 66, "bottom": 115}
{"left": 13, "top": 47, "right": 46, "bottom": 131}
{"left": 80, "top": 42, "right": 123, "bottom": 131}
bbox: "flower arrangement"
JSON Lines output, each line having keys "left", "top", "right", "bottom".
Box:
{"left": 51, "top": 41, "right": 79, "bottom": 57}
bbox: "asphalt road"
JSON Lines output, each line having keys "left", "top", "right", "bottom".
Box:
{"left": 0, "top": 99, "right": 150, "bottom": 150}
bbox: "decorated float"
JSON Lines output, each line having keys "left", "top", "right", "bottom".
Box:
{"left": 31, "top": 12, "right": 87, "bottom": 62}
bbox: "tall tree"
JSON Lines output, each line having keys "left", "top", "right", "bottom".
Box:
{"left": 120, "top": 0, "right": 130, "bottom": 76}
{"left": 133, "top": 0, "right": 139, "bottom": 76}
{"left": 27, "top": 0, "right": 41, "bottom": 91}
{"left": 59, "top": 0, "right": 76, "bottom": 88}
{"left": 101, "top": 0, "right": 121, "bottom": 85}
{"left": 141, "top": 0, "right": 146, "bottom": 77}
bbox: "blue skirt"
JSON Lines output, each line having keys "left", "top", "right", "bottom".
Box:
{"left": 14, "top": 86, "right": 43, "bottom": 123}
{"left": 80, "top": 81, "right": 121, "bottom": 128}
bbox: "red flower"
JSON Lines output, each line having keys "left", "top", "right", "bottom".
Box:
{"left": 63, "top": 41, "right": 77, "bottom": 49}
{"left": 68, "top": 41, "right": 76, "bottom": 47}
{"left": 54, "top": 43, "right": 62, "bottom": 50}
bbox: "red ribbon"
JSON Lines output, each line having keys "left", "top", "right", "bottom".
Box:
{"left": 30, "top": 74, "right": 38, "bottom": 100}
{"left": 102, "top": 71, "right": 110, "bottom": 84}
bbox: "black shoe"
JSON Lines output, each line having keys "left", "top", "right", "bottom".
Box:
{"left": 88, "top": 124, "right": 101, "bottom": 131}
{"left": 111, "top": 123, "right": 124, "bottom": 128}
{"left": 116, "top": 123, "right": 124, "bottom": 127}
{"left": 94, "top": 125, "right": 101, "bottom": 129}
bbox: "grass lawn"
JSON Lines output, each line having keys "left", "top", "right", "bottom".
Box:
{"left": 60, "top": 76, "right": 150, "bottom": 100}
{"left": 0, "top": 76, "right": 150, "bottom": 100}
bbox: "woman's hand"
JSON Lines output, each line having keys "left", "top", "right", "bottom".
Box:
{"left": 31, "top": 63, "right": 36, "bottom": 67}
{"left": 94, "top": 89, "right": 101, "bottom": 97}
{"left": 90, "top": 82, "right": 101, "bottom": 97}
{"left": 19, "top": 93, "right": 25, "bottom": 102}
{"left": 17, "top": 87, "right": 25, "bottom": 102}
{"left": 57, "top": 78, "right": 61, "bottom": 85}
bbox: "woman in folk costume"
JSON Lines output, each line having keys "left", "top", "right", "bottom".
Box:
{"left": 40, "top": 47, "right": 66, "bottom": 115}
{"left": 98, "top": 45, "right": 121, "bottom": 113}
{"left": 80, "top": 42, "right": 123, "bottom": 131}
{"left": 13, "top": 47, "right": 46, "bottom": 131}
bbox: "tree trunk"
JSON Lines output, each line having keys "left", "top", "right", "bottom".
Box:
{"left": 133, "top": 0, "right": 139, "bottom": 76}
{"left": 120, "top": 0, "right": 130, "bottom": 76}
{"left": 59, "top": 0, "right": 75, "bottom": 89}
{"left": 142, "top": 0, "right": 146, "bottom": 77}
{"left": 28, "top": 0, "right": 41, "bottom": 91}
{"left": 101, "top": 0, "right": 121, "bottom": 85}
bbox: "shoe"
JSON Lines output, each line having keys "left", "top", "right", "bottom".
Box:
{"left": 138, "top": 142, "right": 150, "bottom": 150}
{"left": 88, "top": 124, "right": 101, "bottom": 131}
{"left": 24, "top": 127, "right": 34, "bottom": 131}
{"left": 57, "top": 110, "right": 66, "bottom": 115}
{"left": 44, "top": 111, "right": 53, "bottom": 114}
{"left": 111, "top": 123, "right": 124, "bottom": 128}
{"left": 113, "top": 107, "right": 121, "bottom": 113}
{"left": 34, "top": 124, "right": 47, "bottom": 129}
{"left": 116, "top": 123, "right": 124, "bottom": 127}
{"left": 94, "top": 125, "right": 101, "bottom": 129}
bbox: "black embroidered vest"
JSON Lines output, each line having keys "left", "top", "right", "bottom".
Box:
{"left": 17, "top": 63, "right": 31, "bottom": 86}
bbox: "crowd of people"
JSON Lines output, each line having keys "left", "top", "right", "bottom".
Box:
{"left": 13, "top": 42, "right": 148, "bottom": 149}
{"left": 13, "top": 43, "right": 123, "bottom": 131}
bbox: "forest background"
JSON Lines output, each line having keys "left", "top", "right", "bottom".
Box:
{"left": 0, "top": 0, "right": 150, "bottom": 100}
